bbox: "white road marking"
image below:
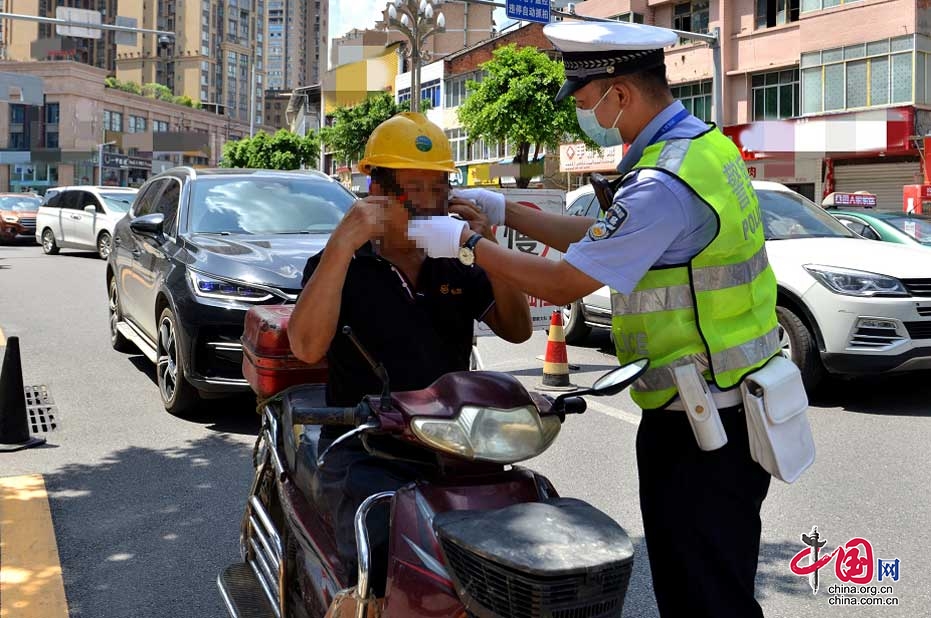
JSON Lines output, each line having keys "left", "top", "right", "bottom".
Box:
{"left": 585, "top": 399, "right": 641, "bottom": 426}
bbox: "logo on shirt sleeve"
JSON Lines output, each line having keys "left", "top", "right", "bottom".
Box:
{"left": 588, "top": 202, "right": 628, "bottom": 241}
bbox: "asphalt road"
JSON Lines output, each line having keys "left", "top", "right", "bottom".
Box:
{"left": 1, "top": 240, "right": 930, "bottom": 618}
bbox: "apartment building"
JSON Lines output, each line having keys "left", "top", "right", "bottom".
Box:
{"left": 0, "top": 61, "right": 251, "bottom": 192}
{"left": 571, "top": 0, "right": 931, "bottom": 206}
{"left": 0, "top": 0, "right": 119, "bottom": 69}
{"left": 115, "top": 0, "right": 266, "bottom": 127}
{"left": 264, "top": 0, "right": 328, "bottom": 90}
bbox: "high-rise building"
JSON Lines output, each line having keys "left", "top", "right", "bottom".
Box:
{"left": 0, "top": 0, "right": 119, "bottom": 69}
{"left": 115, "top": 0, "right": 266, "bottom": 127}
{"left": 263, "top": 0, "right": 328, "bottom": 91}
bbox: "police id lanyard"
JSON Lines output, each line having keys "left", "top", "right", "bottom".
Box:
{"left": 645, "top": 108, "right": 690, "bottom": 147}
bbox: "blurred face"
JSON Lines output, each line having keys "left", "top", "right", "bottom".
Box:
{"left": 371, "top": 168, "right": 450, "bottom": 247}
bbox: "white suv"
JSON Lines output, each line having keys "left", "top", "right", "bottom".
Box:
{"left": 564, "top": 181, "right": 931, "bottom": 390}
{"left": 36, "top": 186, "right": 138, "bottom": 259}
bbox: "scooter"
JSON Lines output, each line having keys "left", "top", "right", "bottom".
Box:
{"left": 218, "top": 324, "right": 649, "bottom": 618}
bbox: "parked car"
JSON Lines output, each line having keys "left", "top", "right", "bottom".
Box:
{"left": 821, "top": 192, "right": 931, "bottom": 248}
{"left": 564, "top": 181, "right": 931, "bottom": 390}
{"left": 0, "top": 193, "right": 42, "bottom": 243}
{"left": 107, "top": 167, "right": 355, "bottom": 414}
{"left": 36, "top": 186, "right": 138, "bottom": 258}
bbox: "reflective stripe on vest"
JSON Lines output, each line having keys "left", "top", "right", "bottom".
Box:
{"left": 610, "top": 127, "right": 779, "bottom": 409}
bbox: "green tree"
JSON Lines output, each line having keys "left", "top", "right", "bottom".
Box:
{"left": 320, "top": 92, "right": 432, "bottom": 167}
{"left": 458, "top": 44, "right": 597, "bottom": 188}
{"left": 220, "top": 129, "right": 320, "bottom": 170}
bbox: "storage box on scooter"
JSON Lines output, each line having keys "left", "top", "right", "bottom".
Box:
{"left": 241, "top": 305, "right": 328, "bottom": 399}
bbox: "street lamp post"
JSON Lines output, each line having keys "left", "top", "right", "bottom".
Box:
{"left": 387, "top": 0, "right": 446, "bottom": 113}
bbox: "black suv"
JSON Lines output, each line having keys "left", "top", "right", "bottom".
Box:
{"left": 107, "top": 167, "right": 355, "bottom": 414}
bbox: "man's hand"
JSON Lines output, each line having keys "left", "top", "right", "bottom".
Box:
{"left": 450, "top": 188, "right": 506, "bottom": 226}
{"left": 329, "top": 196, "right": 391, "bottom": 253}
{"left": 449, "top": 198, "right": 497, "bottom": 242}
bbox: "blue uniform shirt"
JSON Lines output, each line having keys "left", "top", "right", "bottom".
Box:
{"left": 564, "top": 101, "right": 718, "bottom": 295}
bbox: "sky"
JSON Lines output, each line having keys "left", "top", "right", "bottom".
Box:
{"left": 328, "top": 1, "right": 510, "bottom": 49}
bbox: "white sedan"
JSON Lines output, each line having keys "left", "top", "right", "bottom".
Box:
{"left": 36, "top": 186, "right": 138, "bottom": 259}
{"left": 563, "top": 180, "right": 931, "bottom": 390}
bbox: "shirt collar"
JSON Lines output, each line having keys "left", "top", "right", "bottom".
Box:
{"left": 616, "top": 100, "right": 688, "bottom": 176}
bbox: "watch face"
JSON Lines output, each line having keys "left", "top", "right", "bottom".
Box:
{"left": 458, "top": 246, "right": 475, "bottom": 266}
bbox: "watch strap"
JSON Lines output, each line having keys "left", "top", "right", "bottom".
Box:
{"left": 464, "top": 233, "right": 483, "bottom": 251}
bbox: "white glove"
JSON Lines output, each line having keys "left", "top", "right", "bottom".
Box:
{"left": 407, "top": 216, "right": 469, "bottom": 259}
{"left": 450, "top": 188, "right": 506, "bottom": 226}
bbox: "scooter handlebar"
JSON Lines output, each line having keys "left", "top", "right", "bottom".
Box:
{"left": 291, "top": 404, "right": 368, "bottom": 427}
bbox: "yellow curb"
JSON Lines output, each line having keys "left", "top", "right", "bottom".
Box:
{"left": 0, "top": 475, "right": 69, "bottom": 618}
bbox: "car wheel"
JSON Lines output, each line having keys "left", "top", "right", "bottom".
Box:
{"left": 157, "top": 307, "right": 199, "bottom": 415}
{"left": 777, "top": 306, "right": 824, "bottom": 392}
{"left": 97, "top": 231, "right": 112, "bottom": 260}
{"left": 108, "top": 277, "right": 135, "bottom": 353}
{"left": 562, "top": 300, "right": 591, "bottom": 345}
{"left": 41, "top": 228, "right": 59, "bottom": 255}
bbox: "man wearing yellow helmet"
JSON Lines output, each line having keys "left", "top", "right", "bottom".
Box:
{"left": 288, "top": 112, "right": 532, "bottom": 596}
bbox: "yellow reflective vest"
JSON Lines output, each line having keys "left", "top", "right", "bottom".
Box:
{"left": 610, "top": 127, "right": 779, "bottom": 409}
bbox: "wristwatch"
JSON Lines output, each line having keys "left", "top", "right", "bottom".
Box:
{"left": 458, "top": 233, "right": 483, "bottom": 266}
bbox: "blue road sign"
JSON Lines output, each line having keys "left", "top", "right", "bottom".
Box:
{"left": 506, "top": 0, "right": 551, "bottom": 24}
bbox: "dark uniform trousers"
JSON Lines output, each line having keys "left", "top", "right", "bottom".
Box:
{"left": 637, "top": 404, "right": 771, "bottom": 618}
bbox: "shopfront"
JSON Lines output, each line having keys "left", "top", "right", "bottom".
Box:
{"left": 9, "top": 162, "right": 59, "bottom": 195}
{"left": 102, "top": 153, "right": 152, "bottom": 188}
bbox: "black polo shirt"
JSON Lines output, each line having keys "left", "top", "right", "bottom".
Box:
{"left": 301, "top": 243, "right": 495, "bottom": 407}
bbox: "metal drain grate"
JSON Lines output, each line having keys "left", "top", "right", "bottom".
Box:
{"left": 24, "top": 385, "right": 58, "bottom": 434}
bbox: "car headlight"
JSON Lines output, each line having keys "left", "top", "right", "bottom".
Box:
{"left": 2, "top": 215, "right": 19, "bottom": 223}
{"left": 187, "top": 270, "right": 273, "bottom": 302}
{"left": 411, "top": 405, "right": 561, "bottom": 464}
{"left": 803, "top": 265, "right": 909, "bottom": 297}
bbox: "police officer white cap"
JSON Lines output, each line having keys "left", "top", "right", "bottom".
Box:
{"left": 543, "top": 21, "right": 679, "bottom": 103}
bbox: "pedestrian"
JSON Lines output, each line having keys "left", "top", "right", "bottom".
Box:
{"left": 416, "top": 20, "right": 782, "bottom": 618}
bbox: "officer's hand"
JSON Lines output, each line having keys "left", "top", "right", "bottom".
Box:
{"left": 449, "top": 188, "right": 506, "bottom": 226}
{"left": 330, "top": 196, "right": 390, "bottom": 252}
{"left": 449, "top": 198, "right": 497, "bottom": 242}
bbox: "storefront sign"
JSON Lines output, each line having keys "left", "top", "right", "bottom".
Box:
{"left": 832, "top": 192, "right": 878, "bottom": 207}
{"left": 559, "top": 143, "right": 626, "bottom": 173}
{"left": 103, "top": 153, "right": 152, "bottom": 169}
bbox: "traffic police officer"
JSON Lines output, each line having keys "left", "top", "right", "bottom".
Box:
{"left": 423, "top": 20, "right": 780, "bottom": 618}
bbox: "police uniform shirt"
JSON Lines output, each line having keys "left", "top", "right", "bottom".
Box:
{"left": 564, "top": 100, "right": 718, "bottom": 296}
{"left": 301, "top": 243, "right": 495, "bottom": 407}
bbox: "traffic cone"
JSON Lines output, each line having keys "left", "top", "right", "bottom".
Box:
{"left": 538, "top": 311, "right": 577, "bottom": 391}
{"left": 0, "top": 337, "right": 45, "bottom": 452}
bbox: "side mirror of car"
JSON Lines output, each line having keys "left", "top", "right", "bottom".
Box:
{"left": 84, "top": 204, "right": 97, "bottom": 214}
{"left": 130, "top": 213, "right": 165, "bottom": 238}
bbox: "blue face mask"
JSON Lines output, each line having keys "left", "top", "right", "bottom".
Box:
{"left": 576, "top": 86, "right": 624, "bottom": 148}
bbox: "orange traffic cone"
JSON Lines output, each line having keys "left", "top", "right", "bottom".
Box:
{"left": 539, "top": 311, "right": 577, "bottom": 391}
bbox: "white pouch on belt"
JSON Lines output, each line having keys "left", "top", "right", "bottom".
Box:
{"left": 673, "top": 364, "right": 728, "bottom": 451}
{"left": 740, "top": 355, "right": 815, "bottom": 483}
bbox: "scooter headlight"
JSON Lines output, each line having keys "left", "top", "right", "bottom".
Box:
{"left": 411, "top": 405, "right": 561, "bottom": 464}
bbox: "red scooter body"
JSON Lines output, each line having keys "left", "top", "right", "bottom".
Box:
{"left": 219, "top": 308, "right": 645, "bottom": 618}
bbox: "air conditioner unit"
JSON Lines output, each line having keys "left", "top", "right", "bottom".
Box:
{"left": 566, "top": 3, "right": 577, "bottom": 14}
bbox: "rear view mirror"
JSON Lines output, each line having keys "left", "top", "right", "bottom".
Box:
{"left": 551, "top": 359, "right": 650, "bottom": 410}
{"left": 84, "top": 204, "right": 97, "bottom": 213}
{"left": 130, "top": 213, "right": 165, "bottom": 237}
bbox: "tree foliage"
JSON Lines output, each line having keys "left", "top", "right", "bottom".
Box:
{"left": 220, "top": 129, "right": 321, "bottom": 170}
{"left": 457, "top": 44, "right": 598, "bottom": 188}
{"left": 320, "top": 92, "right": 432, "bottom": 166}
{"left": 105, "top": 77, "right": 202, "bottom": 109}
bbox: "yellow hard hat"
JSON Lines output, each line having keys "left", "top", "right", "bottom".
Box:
{"left": 358, "top": 112, "right": 456, "bottom": 175}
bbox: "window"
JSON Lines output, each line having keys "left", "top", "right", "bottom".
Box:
{"left": 154, "top": 179, "right": 182, "bottom": 235}
{"left": 567, "top": 193, "right": 598, "bottom": 217}
{"left": 802, "top": 0, "right": 864, "bottom": 12}
{"left": 755, "top": 0, "right": 800, "bottom": 28}
{"left": 128, "top": 115, "right": 147, "bottom": 133}
{"left": 9, "top": 132, "right": 27, "bottom": 149}
{"left": 103, "top": 110, "right": 123, "bottom": 132}
{"left": 752, "top": 69, "right": 799, "bottom": 120}
{"left": 46, "top": 132, "right": 59, "bottom": 148}
{"left": 445, "top": 128, "right": 468, "bottom": 163}
{"left": 45, "top": 103, "right": 60, "bottom": 124}
{"left": 673, "top": 1, "right": 709, "bottom": 36}
{"left": 610, "top": 12, "right": 645, "bottom": 23}
{"left": 801, "top": 37, "right": 914, "bottom": 113}
{"left": 10, "top": 104, "right": 25, "bottom": 124}
{"left": 672, "top": 80, "right": 713, "bottom": 121}
{"left": 154, "top": 120, "right": 169, "bottom": 132}
{"left": 133, "top": 180, "right": 167, "bottom": 217}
